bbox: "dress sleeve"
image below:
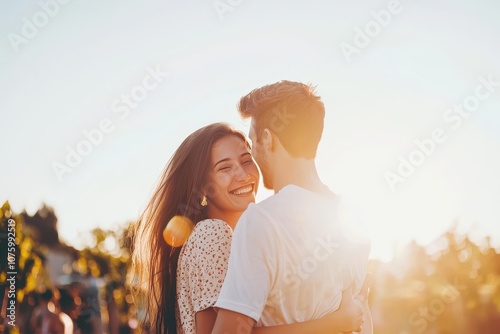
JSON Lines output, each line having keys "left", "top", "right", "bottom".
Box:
{"left": 187, "top": 219, "right": 233, "bottom": 313}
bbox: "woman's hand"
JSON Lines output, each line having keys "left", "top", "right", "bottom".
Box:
{"left": 323, "top": 272, "right": 373, "bottom": 333}
{"left": 250, "top": 273, "right": 373, "bottom": 334}
{"left": 323, "top": 288, "right": 365, "bottom": 333}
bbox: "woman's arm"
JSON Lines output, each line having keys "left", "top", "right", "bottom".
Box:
{"left": 196, "top": 308, "right": 218, "bottom": 334}
{"left": 199, "top": 290, "right": 365, "bottom": 334}
{"left": 252, "top": 288, "right": 365, "bottom": 334}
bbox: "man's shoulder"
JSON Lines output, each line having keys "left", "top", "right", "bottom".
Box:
{"left": 241, "top": 193, "right": 286, "bottom": 225}
{"left": 233, "top": 202, "right": 280, "bottom": 240}
{"left": 249, "top": 185, "right": 294, "bottom": 212}
{"left": 250, "top": 184, "right": 337, "bottom": 214}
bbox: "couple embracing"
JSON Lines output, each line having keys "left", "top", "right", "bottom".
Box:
{"left": 132, "top": 80, "right": 372, "bottom": 334}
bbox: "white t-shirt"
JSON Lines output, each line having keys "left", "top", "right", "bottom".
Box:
{"left": 214, "top": 185, "right": 370, "bottom": 326}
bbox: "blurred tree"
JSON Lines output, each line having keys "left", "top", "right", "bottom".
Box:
{"left": 22, "top": 204, "right": 59, "bottom": 247}
{"left": 370, "top": 223, "right": 500, "bottom": 334}
{"left": 73, "top": 223, "right": 135, "bottom": 332}
{"left": 0, "top": 201, "right": 46, "bottom": 334}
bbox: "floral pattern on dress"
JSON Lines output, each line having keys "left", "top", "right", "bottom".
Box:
{"left": 176, "top": 219, "right": 233, "bottom": 333}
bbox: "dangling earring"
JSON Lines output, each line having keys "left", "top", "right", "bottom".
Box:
{"left": 201, "top": 195, "right": 207, "bottom": 207}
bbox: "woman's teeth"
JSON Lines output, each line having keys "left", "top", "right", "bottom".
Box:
{"left": 230, "top": 185, "right": 253, "bottom": 195}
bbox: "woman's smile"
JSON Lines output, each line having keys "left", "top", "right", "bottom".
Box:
{"left": 229, "top": 183, "right": 255, "bottom": 196}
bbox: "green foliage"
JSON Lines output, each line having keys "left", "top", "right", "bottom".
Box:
{"left": 0, "top": 201, "right": 45, "bottom": 301}
{"left": 1, "top": 201, "right": 136, "bottom": 333}
{"left": 4, "top": 199, "right": 499, "bottom": 333}
{"left": 1, "top": 202, "right": 47, "bottom": 334}
{"left": 370, "top": 229, "right": 500, "bottom": 333}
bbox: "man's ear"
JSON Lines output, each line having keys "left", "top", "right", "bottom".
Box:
{"left": 262, "top": 128, "right": 274, "bottom": 152}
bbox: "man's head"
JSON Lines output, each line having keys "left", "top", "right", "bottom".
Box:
{"left": 238, "top": 80, "right": 325, "bottom": 189}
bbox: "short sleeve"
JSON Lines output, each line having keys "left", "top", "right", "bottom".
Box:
{"left": 186, "top": 219, "right": 233, "bottom": 313}
{"left": 214, "top": 205, "right": 277, "bottom": 322}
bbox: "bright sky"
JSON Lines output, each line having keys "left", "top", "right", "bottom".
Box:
{"left": 1, "top": 0, "right": 499, "bottom": 260}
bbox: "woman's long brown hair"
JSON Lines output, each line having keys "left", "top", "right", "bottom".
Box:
{"left": 131, "top": 123, "right": 247, "bottom": 333}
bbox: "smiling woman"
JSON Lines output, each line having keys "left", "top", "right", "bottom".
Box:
{"left": 204, "top": 135, "right": 259, "bottom": 230}
{"left": 130, "top": 122, "right": 251, "bottom": 333}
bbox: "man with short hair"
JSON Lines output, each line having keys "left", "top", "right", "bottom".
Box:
{"left": 212, "top": 80, "right": 372, "bottom": 333}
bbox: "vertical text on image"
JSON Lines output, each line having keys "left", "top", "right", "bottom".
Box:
{"left": 5, "top": 218, "right": 17, "bottom": 327}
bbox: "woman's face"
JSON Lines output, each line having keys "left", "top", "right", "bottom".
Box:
{"left": 205, "top": 135, "right": 259, "bottom": 219}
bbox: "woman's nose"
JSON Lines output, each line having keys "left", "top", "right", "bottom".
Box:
{"left": 234, "top": 165, "right": 250, "bottom": 181}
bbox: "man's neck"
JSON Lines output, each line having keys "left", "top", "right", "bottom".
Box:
{"left": 272, "top": 159, "right": 327, "bottom": 194}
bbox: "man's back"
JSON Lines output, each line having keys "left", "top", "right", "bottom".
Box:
{"left": 215, "top": 184, "right": 370, "bottom": 326}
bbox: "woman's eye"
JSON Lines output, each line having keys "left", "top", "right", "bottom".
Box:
{"left": 242, "top": 160, "right": 252, "bottom": 165}
{"left": 219, "top": 166, "right": 231, "bottom": 171}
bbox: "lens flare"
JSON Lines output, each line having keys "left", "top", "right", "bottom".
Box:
{"left": 163, "top": 215, "right": 194, "bottom": 247}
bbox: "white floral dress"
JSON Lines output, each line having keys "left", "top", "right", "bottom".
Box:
{"left": 175, "top": 219, "right": 233, "bottom": 333}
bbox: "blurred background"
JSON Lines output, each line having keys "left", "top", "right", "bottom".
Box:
{"left": 1, "top": 0, "right": 499, "bottom": 333}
